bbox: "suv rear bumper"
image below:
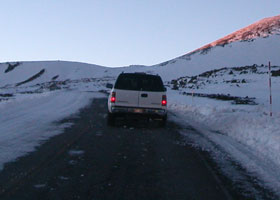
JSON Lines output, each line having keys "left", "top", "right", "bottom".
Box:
{"left": 110, "top": 106, "right": 167, "bottom": 116}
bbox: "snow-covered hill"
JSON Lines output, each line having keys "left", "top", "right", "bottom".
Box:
{"left": 1, "top": 15, "right": 280, "bottom": 86}
{"left": 0, "top": 61, "right": 107, "bottom": 87}
{"left": 149, "top": 14, "right": 280, "bottom": 80}
{"left": 1, "top": 14, "right": 280, "bottom": 84}
{"left": 1, "top": 34, "right": 280, "bottom": 88}
{"left": 194, "top": 14, "right": 280, "bottom": 52}
{"left": 152, "top": 37, "right": 280, "bottom": 80}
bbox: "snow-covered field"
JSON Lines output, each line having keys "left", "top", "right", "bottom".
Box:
{"left": 0, "top": 90, "right": 105, "bottom": 170}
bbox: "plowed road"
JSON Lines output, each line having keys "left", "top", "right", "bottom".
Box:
{"left": 0, "top": 98, "right": 258, "bottom": 199}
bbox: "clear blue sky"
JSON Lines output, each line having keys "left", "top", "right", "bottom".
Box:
{"left": 1, "top": 0, "right": 279, "bottom": 67}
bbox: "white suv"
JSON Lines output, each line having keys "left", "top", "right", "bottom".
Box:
{"left": 107, "top": 73, "right": 167, "bottom": 126}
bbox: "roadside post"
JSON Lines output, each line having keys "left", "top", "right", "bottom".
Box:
{"left": 268, "top": 61, "right": 272, "bottom": 117}
{"left": 192, "top": 89, "right": 194, "bottom": 105}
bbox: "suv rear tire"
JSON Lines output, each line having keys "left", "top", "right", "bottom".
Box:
{"left": 107, "top": 112, "right": 116, "bottom": 126}
{"left": 159, "top": 115, "right": 167, "bottom": 127}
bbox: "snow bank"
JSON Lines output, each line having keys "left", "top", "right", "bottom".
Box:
{"left": 169, "top": 103, "right": 280, "bottom": 167}
{"left": 169, "top": 93, "right": 280, "bottom": 193}
{"left": 0, "top": 90, "right": 104, "bottom": 170}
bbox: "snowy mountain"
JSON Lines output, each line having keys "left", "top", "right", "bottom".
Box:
{"left": 1, "top": 15, "right": 280, "bottom": 87}
{"left": 194, "top": 14, "right": 280, "bottom": 53}
{"left": 149, "top": 14, "right": 280, "bottom": 80}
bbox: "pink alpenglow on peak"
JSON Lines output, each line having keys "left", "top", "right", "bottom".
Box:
{"left": 192, "top": 14, "right": 280, "bottom": 53}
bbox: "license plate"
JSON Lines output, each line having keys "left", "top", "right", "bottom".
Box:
{"left": 134, "top": 109, "right": 143, "bottom": 113}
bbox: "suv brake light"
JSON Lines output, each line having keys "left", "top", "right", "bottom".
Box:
{"left": 162, "top": 95, "right": 167, "bottom": 106}
{"left": 110, "top": 92, "right": 116, "bottom": 103}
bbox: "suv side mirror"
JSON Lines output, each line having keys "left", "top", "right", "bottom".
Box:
{"left": 106, "top": 83, "right": 113, "bottom": 89}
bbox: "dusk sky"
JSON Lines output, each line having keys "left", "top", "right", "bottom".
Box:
{"left": 1, "top": 0, "right": 280, "bottom": 67}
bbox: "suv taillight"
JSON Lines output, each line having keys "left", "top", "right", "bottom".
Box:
{"left": 110, "top": 92, "right": 116, "bottom": 103}
{"left": 162, "top": 95, "right": 167, "bottom": 106}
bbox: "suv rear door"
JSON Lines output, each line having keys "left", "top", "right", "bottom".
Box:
{"left": 113, "top": 74, "right": 140, "bottom": 108}
{"left": 138, "top": 75, "right": 165, "bottom": 109}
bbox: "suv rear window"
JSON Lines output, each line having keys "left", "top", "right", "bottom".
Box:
{"left": 114, "top": 73, "right": 165, "bottom": 92}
